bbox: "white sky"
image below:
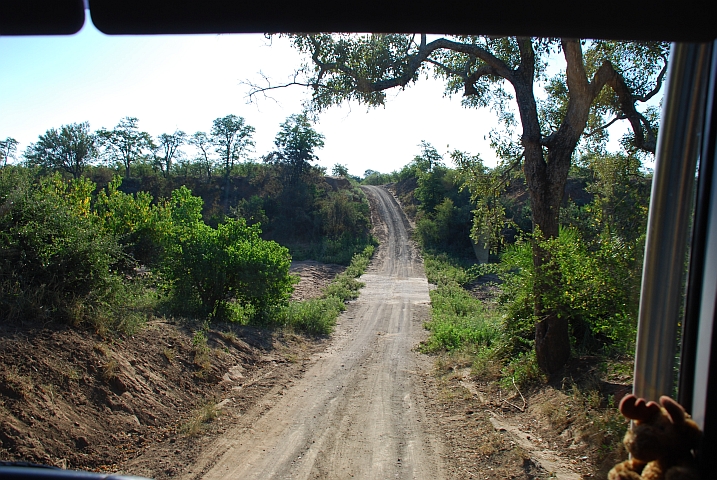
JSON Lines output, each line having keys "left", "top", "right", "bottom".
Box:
{"left": 0, "top": 22, "right": 642, "bottom": 177}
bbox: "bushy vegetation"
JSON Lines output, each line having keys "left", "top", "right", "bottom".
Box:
{"left": 421, "top": 267, "right": 501, "bottom": 353}
{"left": 0, "top": 154, "right": 373, "bottom": 335}
{"left": 389, "top": 146, "right": 652, "bottom": 386}
{"left": 9, "top": 114, "right": 376, "bottom": 266}
{"left": 500, "top": 228, "right": 641, "bottom": 356}
{"left": 159, "top": 187, "right": 294, "bottom": 322}
{"left": 277, "top": 245, "right": 374, "bottom": 334}
{"left": 0, "top": 168, "right": 150, "bottom": 333}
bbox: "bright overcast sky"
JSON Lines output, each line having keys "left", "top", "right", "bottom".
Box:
{"left": 1, "top": 20, "right": 644, "bottom": 177}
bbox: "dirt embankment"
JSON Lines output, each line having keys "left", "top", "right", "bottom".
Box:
{"left": 0, "top": 320, "right": 325, "bottom": 475}
{"left": 289, "top": 260, "right": 346, "bottom": 301}
{"left": 0, "top": 262, "right": 342, "bottom": 474}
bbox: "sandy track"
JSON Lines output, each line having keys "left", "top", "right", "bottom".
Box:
{"left": 182, "top": 185, "right": 445, "bottom": 479}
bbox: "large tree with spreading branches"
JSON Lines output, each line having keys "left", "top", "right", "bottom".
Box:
{"left": 97, "top": 117, "right": 153, "bottom": 178}
{"left": 252, "top": 35, "right": 668, "bottom": 374}
{"left": 24, "top": 122, "right": 97, "bottom": 178}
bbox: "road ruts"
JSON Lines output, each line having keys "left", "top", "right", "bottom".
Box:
{"left": 184, "top": 184, "right": 445, "bottom": 480}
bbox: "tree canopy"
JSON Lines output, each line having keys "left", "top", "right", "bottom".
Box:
{"left": 1, "top": 137, "right": 18, "bottom": 167}
{"left": 210, "top": 114, "right": 255, "bottom": 179}
{"left": 265, "top": 113, "right": 325, "bottom": 184}
{"left": 264, "top": 34, "right": 668, "bottom": 374}
{"left": 97, "top": 117, "right": 153, "bottom": 178}
{"left": 155, "top": 130, "right": 187, "bottom": 178}
{"left": 24, "top": 122, "right": 97, "bottom": 179}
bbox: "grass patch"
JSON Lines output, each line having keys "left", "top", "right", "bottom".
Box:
{"left": 102, "top": 358, "right": 120, "bottom": 382}
{"left": 181, "top": 400, "right": 219, "bottom": 436}
{"left": 499, "top": 350, "right": 543, "bottom": 390}
{"left": 192, "top": 329, "right": 211, "bottom": 371}
{"left": 279, "top": 245, "right": 374, "bottom": 335}
{"left": 162, "top": 347, "right": 176, "bottom": 364}
{"left": 281, "top": 296, "right": 346, "bottom": 335}
{"left": 421, "top": 253, "right": 502, "bottom": 354}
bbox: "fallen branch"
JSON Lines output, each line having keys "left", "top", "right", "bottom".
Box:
{"left": 501, "top": 377, "right": 527, "bottom": 412}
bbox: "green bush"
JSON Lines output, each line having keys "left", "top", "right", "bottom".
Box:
{"left": 423, "top": 252, "right": 476, "bottom": 287}
{"left": 500, "top": 227, "right": 640, "bottom": 355}
{"left": 420, "top": 253, "right": 501, "bottom": 353}
{"left": 280, "top": 296, "right": 346, "bottom": 335}
{"left": 279, "top": 244, "right": 374, "bottom": 334}
{"left": 160, "top": 187, "right": 295, "bottom": 321}
{"left": 422, "top": 283, "right": 501, "bottom": 353}
{"left": 0, "top": 169, "right": 126, "bottom": 326}
{"left": 94, "top": 176, "right": 162, "bottom": 267}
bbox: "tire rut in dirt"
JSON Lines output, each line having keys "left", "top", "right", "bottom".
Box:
{"left": 186, "top": 185, "right": 444, "bottom": 480}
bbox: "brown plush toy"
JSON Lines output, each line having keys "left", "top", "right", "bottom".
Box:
{"left": 608, "top": 394, "right": 702, "bottom": 480}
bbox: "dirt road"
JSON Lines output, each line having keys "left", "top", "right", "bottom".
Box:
{"left": 182, "top": 185, "right": 445, "bottom": 479}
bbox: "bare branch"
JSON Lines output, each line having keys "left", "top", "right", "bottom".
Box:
{"left": 585, "top": 114, "right": 627, "bottom": 137}
{"left": 496, "top": 152, "right": 525, "bottom": 190}
{"left": 635, "top": 59, "right": 668, "bottom": 103}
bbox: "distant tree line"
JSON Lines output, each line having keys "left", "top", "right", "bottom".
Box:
{"left": 0, "top": 113, "right": 375, "bottom": 334}
{"left": 3, "top": 113, "right": 354, "bottom": 183}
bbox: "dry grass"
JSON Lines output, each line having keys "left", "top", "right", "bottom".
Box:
{"left": 181, "top": 401, "right": 220, "bottom": 436}
{"left": 162, "top": 347, "right": 175, "bottom": 363}
{"left": 1, "top": 366, "right": 33, "bottom": 398}
{"left": 102, "top": 358, "right": 120, "bottom": 381}
{"left": 59, "top": 363, "right": 81, "bottom": 382}
{"left": 219, "top": 330, "right": 237, "bottom": 342}
{"left": 94, "top": 342, "right": 110, "bottom": 356}
{"left": 192, "top": 330, "right": 211, "bottom": 373}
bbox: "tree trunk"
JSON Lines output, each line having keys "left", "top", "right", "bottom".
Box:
{"left": 535, "top": 314, "right": 570, "bottom": 374}
{"left": 525, "top": 144, "right": 574, "bottom": 374}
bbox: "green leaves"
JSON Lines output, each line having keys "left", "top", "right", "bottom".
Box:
{"left": 0, "top": 170, "right": 123, "bottom": 324}
{"left": 500, "top": 227, "right": 640, "bottom": 354}
{"left": 210, "top": 115, "right": 255, "bottom": 178}
{"left": 23, "top": 122, "right": 98, "bottom": 179}
{"left": 158, "top": 189, "right": 293, "bottom": 321}
{"left": 96, "top": 117, "right": 153, "bottom": 178}
{"left": 289, "top": 33, "right": 423, "bottom": 109}
{"left": 265, "top": 113, "right": 324, "bottom": 184}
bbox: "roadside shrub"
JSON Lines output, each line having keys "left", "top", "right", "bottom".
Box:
{"left": 422, "top": 283, "right": 501, "bottom": 353}
{"left": 0, "top": 170, "right": 124, "bottom": 325}
{"left": 500, "top": 350, "right": 543, "bottom": 389}
{"left": 160, "top": 187, "right": 295, "bottom": 322}
{"left": 423, "top": 253, "right": 476, "bottom": 287}
{"left": 94, "top": 175, "right": 161, "bottom": 267}
{"left": 500, "top": 227, "right": 640, "bottom": 356}
{"left": 280, "top": 244, "right": 374, "bottom": 334}
{"left": 421, "top": 253, "right": 501, "bottom": 353}
{"left": 281, "top": 296, "right": 345, "bottom": 335}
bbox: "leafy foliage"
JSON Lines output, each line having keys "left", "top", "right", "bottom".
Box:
{"left": 97, "top": 117, "right": 153, "bottom": 178}
{"left": 1, "top": 137, "right": 19, "bottom": 167}
{"left": 24, "top": 122, "right": 97, "bottom": 178}
{"left": 0, "top": 168, "right": 124, "bottom": 326}
{"left": 278, "top": 245, "right": 374, "bottom": 334}
{"left": 154, "top": 130, "right": 187, "bottom": 178}
{"left": 211, "top": 115, "right": 255, "bottom": 179}
{"left": 395, "top": 143, "right": 475, "bottom": 256}
{"left": 264, "top": 113, "right": 325, "bottom": 184}
{"left": 500, "top": 228, "right": 640, "bottom": 355}
{"left": 94, "top": 176, "right": 161, "bottom": 266}
{"left": 158, "top": 187, "right": 294, "bottom": 321}
{"left": 421, "top": 253, "right": 501, "bottom": 353}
